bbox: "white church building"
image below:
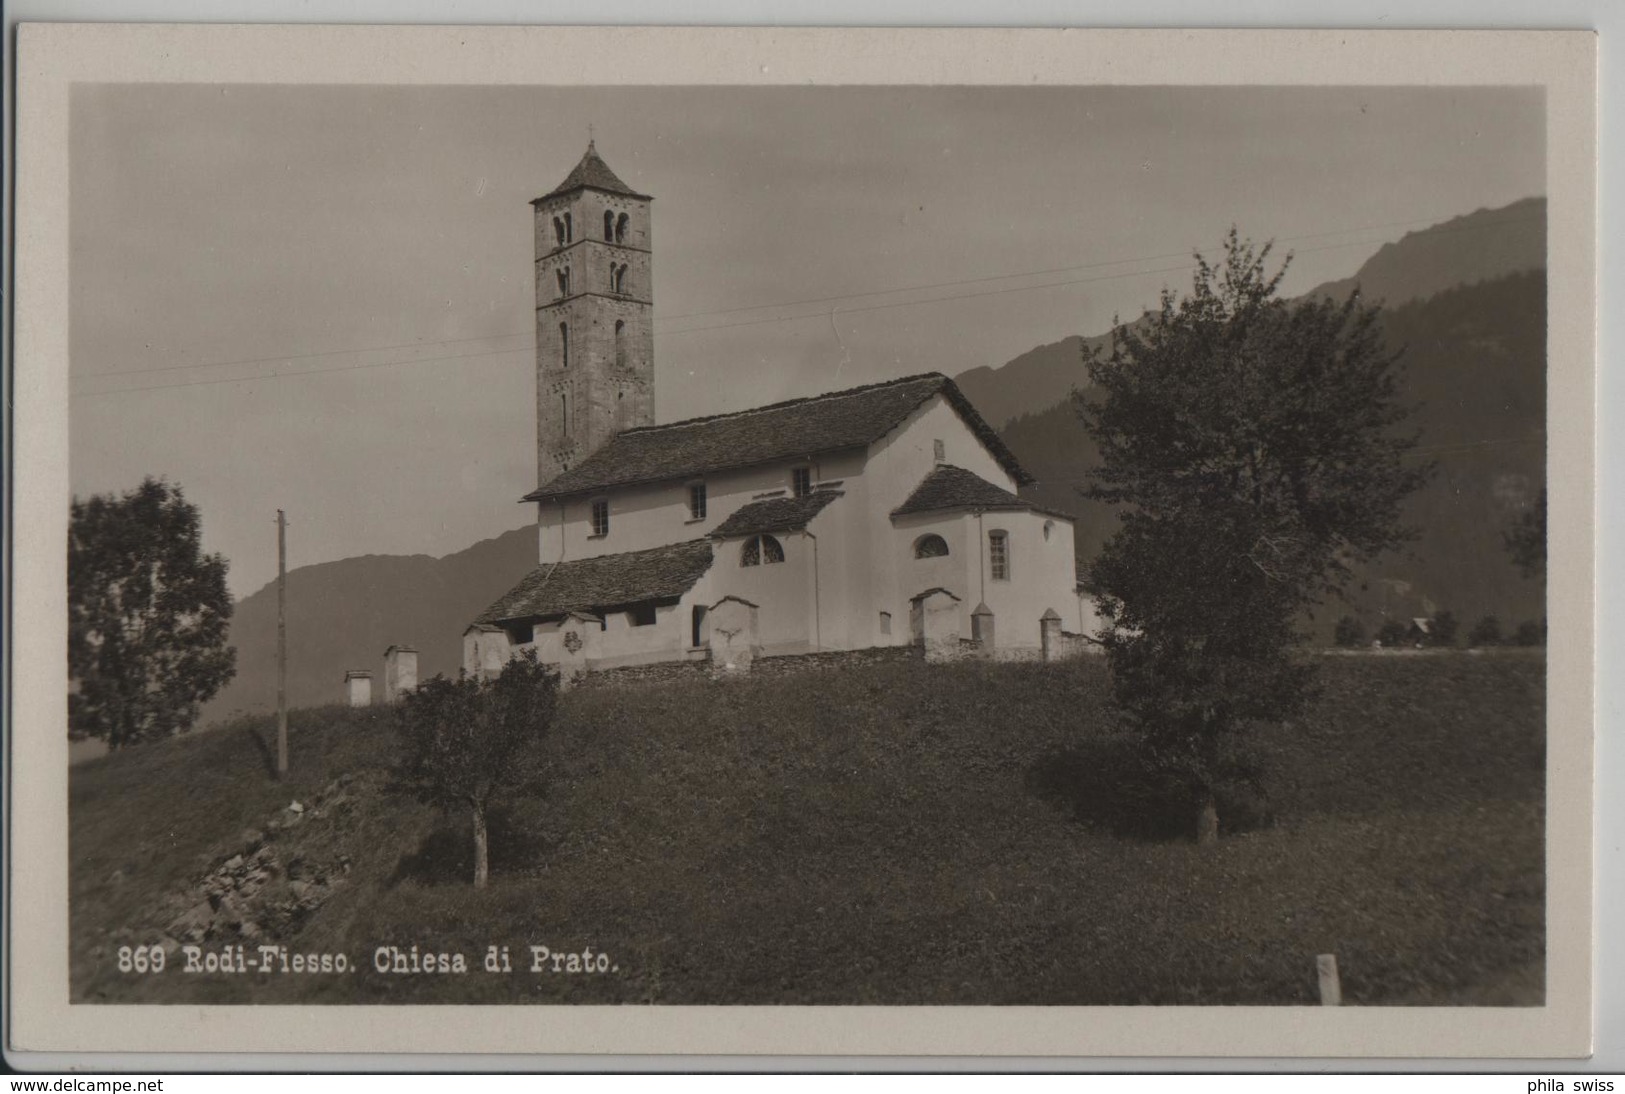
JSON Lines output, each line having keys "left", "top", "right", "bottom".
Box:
{"left": 466, "top": 142, "right": 1099, "bottom": 678}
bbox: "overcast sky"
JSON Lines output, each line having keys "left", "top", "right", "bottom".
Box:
{"left": 68, "top": 85, "right": 1543, "bottom": 596}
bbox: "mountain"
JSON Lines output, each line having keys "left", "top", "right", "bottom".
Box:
{"left": 954, "top": 197, "right": 1547, "bottom": 430}
{"left": 1304, "top": 198, "right": 1546, "bottom": 310}
{"left": 199, "top": 525, "right": 537, "bottom": 726}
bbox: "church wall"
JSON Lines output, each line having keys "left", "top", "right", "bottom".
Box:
{"left": 707, "top": 530, "right": 817, "bottom": 653}
{"left": 967, "top": 508, "right": 1079, "bottom": 650}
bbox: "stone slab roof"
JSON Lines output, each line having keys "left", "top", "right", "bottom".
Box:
{"left": 534, "top": 141, "right": 651, "bottom": 202}
{"left": 891, "top": 464, "right": 1075, "bottom": 521}
{"left": 476, "top": 539, "right": 713, "bottom": 626}
{"left": 525, "top": 372, "right": 1029, "bottom": 502}
{"left": 709, "top": 489, "right": 843, "bottom": 539}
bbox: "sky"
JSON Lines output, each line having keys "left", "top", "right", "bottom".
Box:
{"left": 67, "top": 85, "right": 1544, "bottom": 597}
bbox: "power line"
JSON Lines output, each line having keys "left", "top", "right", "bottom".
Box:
{"left": 70, "top": 209, "right": 1544, "bottom": 398}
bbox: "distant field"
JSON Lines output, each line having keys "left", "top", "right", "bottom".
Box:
{"left": 69, "top": 651, "right": 1545, "bottom": 1005}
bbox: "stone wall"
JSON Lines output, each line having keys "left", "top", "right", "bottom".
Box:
{"left": 749, "top": 644, "right": 922, "bottom": 680}
{"left": 573, "top": 655, "right": 714, "bottom": 691}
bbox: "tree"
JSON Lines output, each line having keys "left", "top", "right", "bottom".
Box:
{"left": 1333, "top": 615, "right": 1366, "bottom": 648}
{"left": 1512, "top": 620, "right": 1546, "bottom": 647}
{"left": 1468, "top": 615, "right": 1503, "bottom": 648}
{"left": 1504, "top": 488, "right": 1546, "bottom": 579}
{"left": 1077, "top": 231, "right": 1430, "bottom": 842}
{"left": 394, "top": 653, "right": 557, "bottom": 888}
{"left": 1429, "top": 609, "right": 1459, "bottom": 648}
{"left": 69, "top": 478, "right": 236, "bottom": 749}
{"left": 1375, "top": 619, "right": 1410, "bottom": 648}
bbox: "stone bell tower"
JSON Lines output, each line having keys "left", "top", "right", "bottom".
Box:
{"left": 531, "top": 141, "right": 655, "bottom": 487}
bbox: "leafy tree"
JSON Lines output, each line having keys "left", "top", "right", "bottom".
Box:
{"left": 1504, "top": 488, "right": 1546, "bottom": 579}
{"left": 1467, "top": 615, "right": 1503, "bottom": 648}
{"left": 1429, "top": 609, "right": 1459, "bottom": 648}
{"left": 1375, "top": 619, "right": 1411, "bottom": 649}
{"left": 1077, "top": 231, "right": 1430, "bottom": 842}
{"left": 394, "top": 652, "right": 557, "bottom": 888}
{"left": 1332, "top": 615, "right": 1366, "bottom": 648}
{"left": 68, "top": 478, "right": 236, "bottom": 749}
{"left": 1512, "top": 620, "right": 1546, "bottom": 647}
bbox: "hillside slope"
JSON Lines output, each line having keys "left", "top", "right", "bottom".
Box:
{"left": 71, "top": 655, "right": 1544, "bottom": 1006}
{"left": 202, "top": 525, "right": 536, "bottom": 724}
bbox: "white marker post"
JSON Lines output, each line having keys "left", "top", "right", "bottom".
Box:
{"left": 1317, "top": 953, "right": 1342, "bottom": 1006}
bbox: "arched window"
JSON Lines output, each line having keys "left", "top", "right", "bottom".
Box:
{"left": 563, "top": 211, "right": 573, "bottom": 242}
{"left": 914, "top": 534, "right": 950, "bottom": 559}
{"left": 559, "top": 322, "right": 569, "bottom": 369}
{"left": 613, "top": 263, "right": 627, "bottom": 293}
{"left": 559, "top": 392, "right": 570, "bottom": 436}
{"left": 741, "top": 534, "right": 785, "bottom": 567}
{"left": 616, "top": 212, "right": 629, "bottom": 243}
{"left": 556, "top": 267, "right": 572, "bottom": 298}
{"left": 614, "top": 319, "right": 626, "bottom": 369}
{"left": 604, "top": 209, "right": 615, "bottom": 241}
{"left": 552, "top": 216, "right": 565, "bottom": 247}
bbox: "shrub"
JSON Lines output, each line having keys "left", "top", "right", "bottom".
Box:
{"left": 1333, "top": 616, "right": 1366, "bottom": 648}
{"left": 1468, "top": 616, "right": 1503, "bottom": 648}
{"left": 1376, "top": 620, "right": 1410, "bottom": 648}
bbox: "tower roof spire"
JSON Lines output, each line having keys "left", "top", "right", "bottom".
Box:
{"left": 535, "top": 140, "right": 651, "bottom": 203}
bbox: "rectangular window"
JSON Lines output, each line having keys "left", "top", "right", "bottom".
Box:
{"left": 933, "top": 438, "right": 946, "bottom": 463}
{"left": 627, "top": 602, "right": 657, "bottom": 627}
{"left": 792, "top": 467, "right": 812, "bottom": 497}
{"left": 989, "top": 530, "right": 1010, "bottom": 581}
{"left": 590, "top": 499, "right": 610, "bottom": 537}
{"left": 689, "top": 482, "right": 707, "bottom": 520}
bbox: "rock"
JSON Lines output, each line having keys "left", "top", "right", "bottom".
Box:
{"left": 288, "top": 880, "right": 311, "bottom": 900}
{"left": 288, "top": 801, "right": 305, "bottom": 814}
{"left": 157, "top": 936, "right": 182, "bottom": 958}
{"left": 171, "top": 900, "right": 213, "bottom": 937}
{"left": 222, "top": 854, "right": 244, "bottom": 872}
{"left": 239, "top": 920, "right": 261, "bottom": 940}
{"left": 108, "top": 868, "right": 126, "bottom": 885}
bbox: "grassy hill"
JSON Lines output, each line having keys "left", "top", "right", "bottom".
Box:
{"left": 71, "top": 653, "right": 1543, "bottom": 1006}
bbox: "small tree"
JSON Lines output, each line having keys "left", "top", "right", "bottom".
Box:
{"left": 1429, "top": 610, "right": 1459, "bottom": 648}
{"left": 1333, "top": 615, "right": 1366, "bottom": 648}
{"left": 1375, "top": 619, "right": 1410, "bottom": 649}
{"left": 68, "top": 478, "right": 236, "bottom": 748}
{"left": 1512, "top": 620, "right": 1546, "bottom": 647}
{"left": 1504, "top": 488, "right": 1546, "bottom": 579}
{"left": 1468, "top": 615, "right": 1503, "bottom": 648}
{"left": 1078, "top": 231, "right": 1430, "bottom": 842}
{"left": 394, "top": 653, "right": 557, "bottom": 888}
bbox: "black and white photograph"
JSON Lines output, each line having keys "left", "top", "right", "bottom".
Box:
{"left": 8, "top": 24, "right": 1597, "bottom": 1060}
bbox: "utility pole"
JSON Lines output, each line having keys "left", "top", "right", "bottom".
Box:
{"left": 276, "top": 509, "right": 288, "bottom": 779}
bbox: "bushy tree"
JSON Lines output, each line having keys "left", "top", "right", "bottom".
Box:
{"left": 1078, "top": 231, "right": 1430, "bottom": 842}
{"left": 1375, "top": 619, "right": 1411, "bottom": 648}
{"left": 1513, "top": 620, "right": 1546, "bottom": 647}
{"left": 1504, "top": 488, "right": 1546, "bottom": 579}
{"left": 394, "top": 653, "right": 557, "bottom": 887}
{"left": 68, "top": 478, "right": 236, "bottom": 749}
{"left": 1429, "top": 610, "right": 1459, "bottom": 648}
{"left": 1468, "top": 615, "right": 1503, "bottom": 648}
{"left": 1333, "top": 615, "right": 1366, "bottom": 648}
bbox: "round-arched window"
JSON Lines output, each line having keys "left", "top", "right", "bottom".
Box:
{"left": 741, "top": 534, "right": 785, "bottom": 567}
{"left": 1043, "top": 519, "right": 1055, "bottom": 542}
{"left": 914, "top": 534, "right": 950, "bottom": 559}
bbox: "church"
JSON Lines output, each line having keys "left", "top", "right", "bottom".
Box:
{"left": 465, "top": 142, "right": 1099, "bottom": 679}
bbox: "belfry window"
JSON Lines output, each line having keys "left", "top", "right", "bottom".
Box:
{"left": 552, "top": 216, "right": 565, "bottom": 247}
{"left": 616, "top": 212, "right": 629, "bottom": 243}
{"left": 914, "top": 534, "right": 950, "bottom": 559}
{"left": 741, "top": 534, "right": 785, "bottom": 567}
{"left": 559, "top": 322, "right": 569, "bottom": 369}
{"left": 604, "top": 210, "right": 616, "bottom": 241}
{"left": 563, "top": 211, "right": 573, "bottom": 243}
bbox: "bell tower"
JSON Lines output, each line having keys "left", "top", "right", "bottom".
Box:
{"left": 531, "top": 140, "right": 654, "bottom": 487}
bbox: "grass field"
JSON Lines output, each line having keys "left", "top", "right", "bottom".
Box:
{"left": 69, "top": 651, "right": 1545, "bottom": 1005}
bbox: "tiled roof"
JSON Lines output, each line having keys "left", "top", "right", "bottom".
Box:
{"left": 891, "top": 464, "right": 1075, "bottom": 520}
{"left": 709, "top": 490, "right": 842, "bottom": 539}
{"left": 525, "top": 373, "right": 1030, "bottom": 502}
{"left": 476, "top": 540, "right": 713, "bottom": 625}
{"left": 535, "top": 141, "right": 651, "bottom": 202}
